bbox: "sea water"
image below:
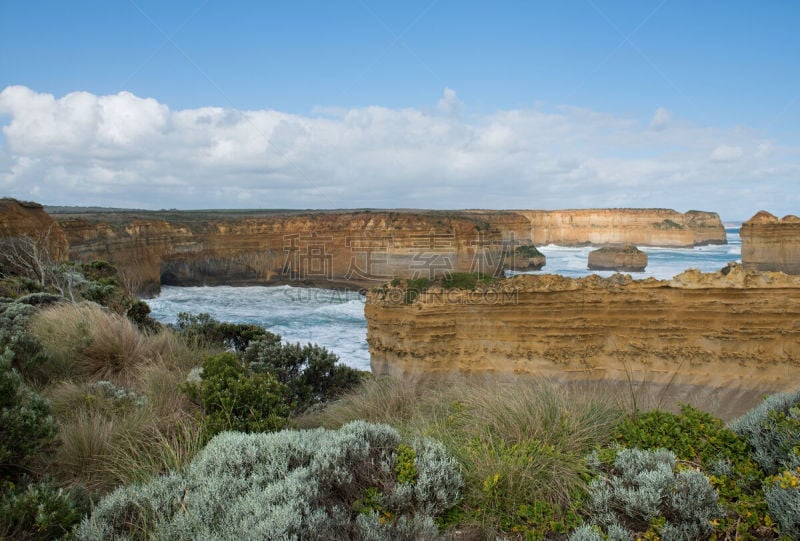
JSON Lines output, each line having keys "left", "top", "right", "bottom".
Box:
{"left": 147, "top": 226, "right": 741, "bottom": 371}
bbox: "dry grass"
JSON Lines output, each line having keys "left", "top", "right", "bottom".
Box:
{"left": 297, "top": 375, "right": 433, "bottom": 430}
{"left": 46, "top": 365, "right": 204, "bottom": 494}
{"left": 34, "top": 305, "right": 209, "bottom": 495}
{"left": 304, "top": 376, "right": 623, "bottom": 537}
{"left": 30, "top": 303, "right": 149, "bottom": 387}
{"left": 30, "top": 302, "right": 203, "bottom": 389}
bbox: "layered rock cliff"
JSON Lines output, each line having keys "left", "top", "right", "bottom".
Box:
{"left": 741, "top": 210, "right": 800, "bottom": 275}
{"left": 366, "top": 265, "right": 800, "bottom": 417}
{"left": 56, "top": 210, "right": 520, "bottom": 296}
{"left": 0, "top": 198, "right": 68, "bottom": 260}
{"left": 50, "top": 208, "right": 724, "bottom": 295}
{"left": 521, "top": 209, "right": 725, "bottom": 247}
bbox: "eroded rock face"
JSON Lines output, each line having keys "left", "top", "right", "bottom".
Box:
{"left": 506, "top": 245, "right": 546, "bottom": 271}
{"left": 521, "top": 209, "right": 725, "bottom": 247}
{"left": 51, "top": 207, "right": 725, "bottom": 296}
{"left": 0, "top": 198, "right": 68, "bottom": 261}
{"left": 588, "top": 245, "right": 647, "bottom": 272}
{"left": 741, "top": 210, "right": 800, "bottom": 275}
{"left": 55, "top": 210, "right": 522, "bottom": 296}
{"left": 366, "top": 265, "right": 800, "bottom": 417}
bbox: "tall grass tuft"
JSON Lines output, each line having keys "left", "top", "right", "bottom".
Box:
{"left": 30, "top": 302, "right": 204, "bottom": 390}
{"left": 43, "top": 324, "right": 206, "bottom": 495}
{"left": 304, "top": 376, "right": 623, "bottom": 537}
{"left": 47, "top": 371, "right": 204, "bottom": 494}
{"left": 30, "top": 303, "right": 149, "bottom": 386}
{"left": 298, "top": 376, "right": 432, "bottom": 429}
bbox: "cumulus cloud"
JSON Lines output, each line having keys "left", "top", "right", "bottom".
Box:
{"left": 0, "top": 85, "right": 797, "bottom": 218}
{"left": 711, "top": 144, "right": 743, "bottom": 162}
{"left": 436, "top": 87, "right": 463, "bottom": 116}
{"left": 648, "top": 107, "right": 672, "bottom": 131}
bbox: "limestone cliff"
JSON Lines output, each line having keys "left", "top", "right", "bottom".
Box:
{"left": 521, "top": 209, "right": 725, "bottom": 247}
{"left": 50, "top": 207, "right": 725, "bottom": 296}
{"left": 0, "top": 198, "right": 68, "bottom": 261}
{"left": 741, "top": 210, "right": 800, "bottom": 274}
{"left": 56, "top": 210, "right": 517, "bottom": 296}
{"left": 366, "top": 265, "right": 800, "bottom": 417}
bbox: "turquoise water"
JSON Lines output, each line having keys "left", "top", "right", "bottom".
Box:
{"left": 147, "top": 227, "right": 741, "bottom": 371}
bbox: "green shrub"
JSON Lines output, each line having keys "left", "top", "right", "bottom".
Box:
{"left": 126, "top": 299, "right": 160, "bottom": 333}
{"left": 0, "top": 276, "right": 44, "bottom": 299}
{"left": 0, "top": 349, "right": 58, "bottom": 483}
{"left": 402, "top": 277, "right": 432, "bottom": 304}
{"left": 76, "top": 261, "right": 135, "bottom": 313}
{"left": 730, "top": 389, "right": 800, "bottom": 475}
{"left": 764, "top": 467, "right": 800, "bottom": 538}
{"left": 184, "top": 352, "right": 290, "bottom": 437}
{"left": 77, "top": 421, "right": 463, "bottom": 540}
{"left": 81, "top": 278, "right": 119, "bottom": 306}
{"left": 15, "top": 292, "right": 63, "bottom": 307}
{"left": 0, "top": 300, "right": 49, "bottom": 382}
{"left": 243, "top": 339, "right": 365, "bottom": 413}
{"left": 0, "top": 350, "right": 87, "bottom": 540}
{"left": 514, "top": 245, "right": 544, "bottom": 258}
{"left": 615, "top": 405, "right": 752, "bottom": 467}
{"left": 175, "top": 312, "right": 279, "bottom": 351}
{"left": 578, "top": 447, "right": 722, "bottom": 541}
{"left": 614, "top": 405, "right": 772, "bottom": 538}
{"left": 0, "top": 479, "right": 90, "bottom": 541}
{"left": 312, "top": 379, "right": 621, "bottom": 539}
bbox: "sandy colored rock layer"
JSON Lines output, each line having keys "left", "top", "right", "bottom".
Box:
{"left": 588, "top": 245, "right": 647, "bottom": 272}
{"left": 56, "top": 210, "right": 524, "bottom": 296}
{"left": 520, "top": 208, "right": 724, "bottom": 247}
{"left": 366, "top": 265, "right": 800, "bottom": 416}
{"left": 0, "top": 198, "right": 68, "bottom": 261}
{"left": 50, "top": 208, "right": 724, "bottom": 295}
{"left": 741, "top": 210, "right": 800, "bottom": 274}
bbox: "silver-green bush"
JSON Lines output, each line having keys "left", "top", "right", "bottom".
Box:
{"left": 573, "top": 448, "right": 721, "bottom": 541}
{"left": 764, "top": 468, "right": 800, "bottom": 539}
{"left": 729, "top": 389, "right": 800, "bottom": 475}
{"left": 77, "top": 421, "right": 462, "bottom": 540}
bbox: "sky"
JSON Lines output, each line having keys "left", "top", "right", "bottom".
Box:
{"left": 0, "top": 1, "right": 798, "bottom": 220}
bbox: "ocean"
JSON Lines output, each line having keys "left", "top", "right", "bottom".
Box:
{"left": 147, "top": 226, "right": 742, "bottom": 372}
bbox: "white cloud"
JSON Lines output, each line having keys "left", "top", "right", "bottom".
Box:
{"left": 649, "top": 107, "right": 672, "bottom": 131}
{"left": 0, "top": 85, "right": 798, "bottom": 219}
{"left": 711, "top": 144, "right": 743, "bottom": 162}
{"left": 436, "top": 87, "right": 463, "bottom": 116}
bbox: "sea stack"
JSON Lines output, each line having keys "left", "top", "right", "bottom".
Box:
{"left": 506, "top": 244, "right": 546, "bottom": 271}
{"left": 587, "top": 245, "right": 647, "bottom": 272}
{"left": 741, "top": 210, "right": 800, "bottom": 275}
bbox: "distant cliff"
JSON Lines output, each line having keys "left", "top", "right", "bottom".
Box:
{"left": 366, "top": 265, "right": 800, "bottom": 417}
{"left": 741, "top": 210, "right": 800, "bottom": 275}
{"left": 45, "top": 207, "right": 725, "bottom": 296}
{"left": 521, "top": 209, "right": 725, "bottom": 247}
{"left": 56, "top": 210, "right": 521, "bottom": 296}
{"left": 0, "top": 198, "right": 68, "bottom": 261}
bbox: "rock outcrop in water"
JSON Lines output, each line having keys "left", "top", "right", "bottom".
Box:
{"left": 588, "top": 245, "right": 647, "bottom": 272}
{"left": 48, "top": 207, "right": 724, "bottom": 295}
{"left": 741, "top": 210, "right": 800, "bottom": 275}
{"left": 365, "top": 264, "right": 800, "bottom": 417}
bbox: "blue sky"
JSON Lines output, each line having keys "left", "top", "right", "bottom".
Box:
{"left": 1, "top": 1, "right": 798, "bottom": 219}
